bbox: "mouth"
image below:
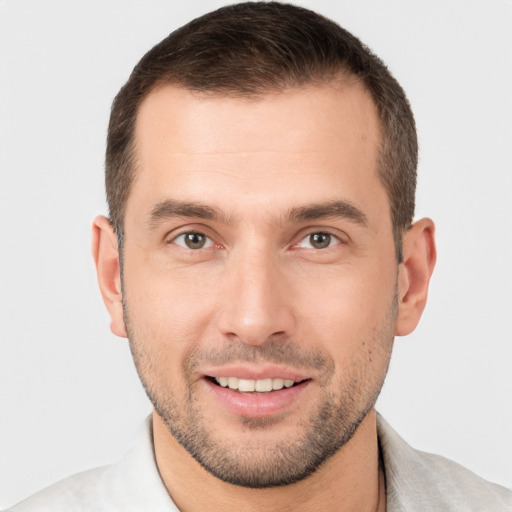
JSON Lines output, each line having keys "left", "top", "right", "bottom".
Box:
{"left": 202, "top": 372, "right": 312, "bottom": 418}
{"left": 207, "top": 376, "right": 305, "bottom": 393}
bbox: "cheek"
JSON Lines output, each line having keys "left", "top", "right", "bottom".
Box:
{"left": 297, "top": 264, "right": 393, "bottom": 328}
{"left": 122, "top": 253, "right": 222, "bottom": 357}
{"left": 305, "top": 286, "right": 396, "bottom": 402}
{"left": 292, "top": 264, "right": 397, "bottom": 374}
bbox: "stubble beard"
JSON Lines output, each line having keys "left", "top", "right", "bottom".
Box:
{"left": 124, "top": 294, "right": 397, "bottom": 489}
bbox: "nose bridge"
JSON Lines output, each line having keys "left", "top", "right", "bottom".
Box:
{"left": 217, "top": 238, "right": 294, "bottom": 345}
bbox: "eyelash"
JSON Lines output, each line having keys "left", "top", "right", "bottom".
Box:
{"left": 295, "top": 232, "right": 342, "bottom": 250}
{"left": 170, "top": 230, "right": 344, "bottom": 251}
{"left": 172, "top": 232, "right": 215, "bottom": 250}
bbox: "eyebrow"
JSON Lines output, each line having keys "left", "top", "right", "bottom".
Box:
{"left": 148, "top": 198, "right": 368, "bottom": 229}
{"left": 148, "top": 199, "right": 231, "bottom": 228}
{"left": 287, "top": 199, "right": 368, "bottom": 227}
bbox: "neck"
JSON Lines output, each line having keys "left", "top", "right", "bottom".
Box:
{"left": 153, "top": 409, "right": 386, "bottom": 512}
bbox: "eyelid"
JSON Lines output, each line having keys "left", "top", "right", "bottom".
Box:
{"left": 171, "top": 232, "right": 215, "bottom": 249}
{"left": 296, "top": 232, "right": 340, "bottom": 249}
{"left": 292, "top": 227, "right": 349, "bottom": 249}
{"left": 164, "top": 223, "right": 222, "bottom": 248}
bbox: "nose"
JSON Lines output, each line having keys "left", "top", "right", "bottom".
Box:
{"left": 216, "top": 245, "right": 296, "bottom": 346}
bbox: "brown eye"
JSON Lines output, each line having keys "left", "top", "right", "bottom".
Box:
{"left": 174, "top": 232, "right": 213, "bottom": 249}
{"left": 297, "top": 232, "right": 339, "bottom": 250}
{"left": 309, "top": 232, "right": 332, "bottom": 249}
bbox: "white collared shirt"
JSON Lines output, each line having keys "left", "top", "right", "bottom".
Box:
{"left": 8, "top": 414, "right": 512, "bottom": 511}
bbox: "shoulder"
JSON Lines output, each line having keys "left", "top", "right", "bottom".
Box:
{"left": 377, "top": 414, "right": 512, "bottom": 511}
{"left": 7, "top": 465, "right": 112, "bottom": 512}
{"left": 6, "top": 416, "right": 177, "bottom": 512}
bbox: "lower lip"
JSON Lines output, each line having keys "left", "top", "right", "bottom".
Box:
{"left": 203, "top": 378, "right": 311, "bottom": 418}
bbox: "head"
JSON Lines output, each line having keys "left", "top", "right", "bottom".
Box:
{"left": 94, "top": 2, "right": 435, "bottom": 490}
{"left": 105, "top": 1, "right": 417, "bottom": 262}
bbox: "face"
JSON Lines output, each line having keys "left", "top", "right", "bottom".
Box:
{"left": 120, "top": 83, "right": 399, "bottom": 487}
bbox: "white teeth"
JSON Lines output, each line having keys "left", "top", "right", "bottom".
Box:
{"left": 227, "top": 377, "right": 239, "bottom": 390}
{"left": 255, "top": 378, "right": 272, "bottom": 392}
{"left": 238, "top": 379, "right": 255, "bottom": 392}
{"left": 214, "top": 376, "right": 296, "bottom": 392}
{"left": 272, "top": 378, "right": 284, "bottom": 390}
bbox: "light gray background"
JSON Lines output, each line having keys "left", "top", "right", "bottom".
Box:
{"left": 1, "top": 0, "right": 511, "bottom": 508}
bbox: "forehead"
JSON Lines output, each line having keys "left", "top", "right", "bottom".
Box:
{"left": 129, "top": 82, "right": 386, "bottom": 223}
{"left": 135, "top": 81, "right": 381, "bottom": 155}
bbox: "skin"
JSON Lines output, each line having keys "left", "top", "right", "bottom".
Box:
{"left": 93, "top": 82, "right": 436, "bottom": 511}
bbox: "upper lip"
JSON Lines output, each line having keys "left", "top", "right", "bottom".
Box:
{"left": 200, "top": 364, "right": 312, "bottom": 382}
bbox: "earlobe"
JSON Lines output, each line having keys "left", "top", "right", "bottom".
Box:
{"left": 395, "top": 218, "right": 437, "bottom": 336}
{"left": 91, "top": 215, "right": 127, "bottom": 338}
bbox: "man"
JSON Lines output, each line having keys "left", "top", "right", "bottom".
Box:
{"left": 8, "top": 2, "right": 511, "bottom": 511}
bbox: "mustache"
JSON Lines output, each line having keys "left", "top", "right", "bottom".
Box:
{"left": 184, "top": 338, "right": 335, "bottom": 380}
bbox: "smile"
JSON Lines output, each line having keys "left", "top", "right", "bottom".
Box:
{"left": 204, "top": 373, "right": 311, "bottom": 417}
{"left": 213, "top": 376, "right": 296, "bottom": 392}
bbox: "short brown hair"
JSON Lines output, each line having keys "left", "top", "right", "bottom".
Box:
{"left": 106, "top": 1, "right": 417, "bottom": 260}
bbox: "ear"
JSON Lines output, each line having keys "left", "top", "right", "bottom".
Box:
{"left": 395, "top": 218, "right": 437, "bottom": 336}
{"left": 91, "top": 215, "right": 127, "bottom": 338}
